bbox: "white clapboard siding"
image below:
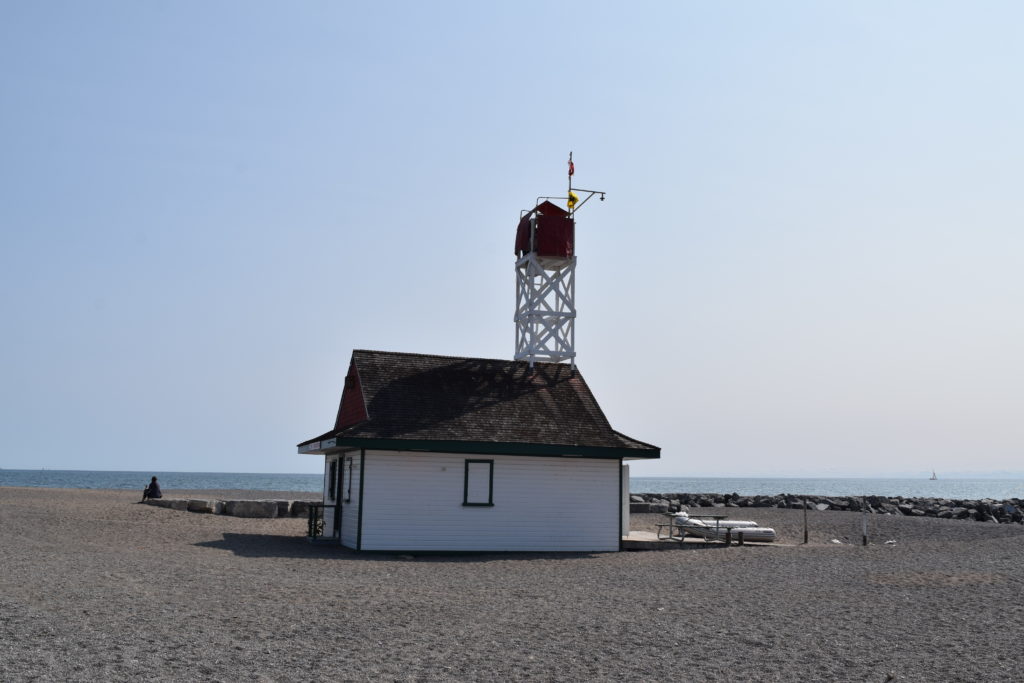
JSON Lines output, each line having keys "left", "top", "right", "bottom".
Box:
{"left": 359, "top": 451, "right": 620, "bottom": 552}
{"left": 339, "top": 452, "right": 361, "bottom": 548}
{"left": 620, "top": 463, "right": 630, "bottom": 537}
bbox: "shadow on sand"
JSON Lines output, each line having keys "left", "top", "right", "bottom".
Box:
{"left": 195, "top": 533, "right": 601, "bottom": 562}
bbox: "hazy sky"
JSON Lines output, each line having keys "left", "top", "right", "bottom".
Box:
{"left": 2, "top": 2, "right": 1021, "bottom": 477}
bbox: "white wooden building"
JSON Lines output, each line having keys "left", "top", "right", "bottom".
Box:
{"left": 298, "top": 350, "right": 660, "bottom": 552}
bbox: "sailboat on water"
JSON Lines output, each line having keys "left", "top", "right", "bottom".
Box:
{"left": 929, "top": 469, "right": 937, "bottom": 480}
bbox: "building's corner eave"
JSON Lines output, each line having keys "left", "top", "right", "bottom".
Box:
{"left": 297, "top": 437, "right": 338, "bottom": 455}
{"left": 318, "top": 436, "right": 659, "bottom": 460}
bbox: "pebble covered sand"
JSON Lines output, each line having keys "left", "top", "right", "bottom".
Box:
{"left": 2, "top": 487, "right": 1022, "bottom": 681}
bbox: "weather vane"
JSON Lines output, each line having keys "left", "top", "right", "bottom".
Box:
{"left": 535, "top": 152, "right": 605, "bottom": 214}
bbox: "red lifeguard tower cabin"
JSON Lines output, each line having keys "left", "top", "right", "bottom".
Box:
{"left": 514, "top": 200, "right": 578, "bottom": 367}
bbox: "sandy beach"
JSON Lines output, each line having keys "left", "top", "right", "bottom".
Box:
{"left": 1, "top": 487, "right": 1022, "bottom": 681}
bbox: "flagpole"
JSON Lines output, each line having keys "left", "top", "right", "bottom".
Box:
{"left": 568, "top": 151, "right": 573, "bottom": 216}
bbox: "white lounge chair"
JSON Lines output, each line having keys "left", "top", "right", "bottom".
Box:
{"left": 673, "top": 515, "right": 777, "bottom": 543}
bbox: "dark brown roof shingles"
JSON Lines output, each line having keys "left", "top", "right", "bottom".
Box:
{"left": 299, "top": 350, "right": 658, "bottom": 454}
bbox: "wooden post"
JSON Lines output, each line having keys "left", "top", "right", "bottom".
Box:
{"left": 725, "top": 527, "right": 732, "bottom": 546}
{"left": 803, "top": 498, "right": 809, "bottom": 544}
{"left": 862, "top": 496, "right": 868, "bottom": 546}
{"left": 737, "top": 530, "right": 744, "bottom": 546}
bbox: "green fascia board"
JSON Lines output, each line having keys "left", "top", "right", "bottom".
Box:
{"left": 299, "top": 436, "right": 659, "bottom": 460}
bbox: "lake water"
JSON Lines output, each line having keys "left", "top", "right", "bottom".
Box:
{"left": 0, "top": 469, "right": 324, "bottom": 493}
{"left": 1, "top": 469, "right": 1022, "bottom": 500}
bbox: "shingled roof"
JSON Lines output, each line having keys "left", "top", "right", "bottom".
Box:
{"left": 298, "top": 350, "right": 659, "bottom": 460}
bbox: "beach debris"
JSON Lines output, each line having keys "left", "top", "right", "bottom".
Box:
{"left": 884, "top": 540, "right": 897, "bottom": 545}
{"left": 830, "top": 539, "right": 844, "bottom": 544}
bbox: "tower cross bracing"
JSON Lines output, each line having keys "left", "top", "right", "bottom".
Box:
{"left": 514, "top": 250, "right": 576, "bottom": 368}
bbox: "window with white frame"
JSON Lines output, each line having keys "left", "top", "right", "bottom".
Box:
{"left": 463, "top": 459, "right": 494, "bottom": 506}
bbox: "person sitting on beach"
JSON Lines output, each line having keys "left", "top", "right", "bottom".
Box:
{"left": 142, "top": 476, "right": 162, "bottom": 501}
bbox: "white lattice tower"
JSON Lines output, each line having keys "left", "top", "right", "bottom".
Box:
{"left": 514, "top": 155, "right": 601, "bottom": 368}
{"left": 514, "top": 247, "right": 576, "bottom": 368}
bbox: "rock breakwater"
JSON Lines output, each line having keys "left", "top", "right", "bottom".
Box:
{"left": 143, "top": 498, "right": 312, "bottom": 518}
{"left": 629, "top": 492, "right": 1024, "bottom": 524}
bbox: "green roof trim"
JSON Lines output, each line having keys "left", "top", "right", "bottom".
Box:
{"left": 299, "top": 436, "right": 659, "bottom": 460}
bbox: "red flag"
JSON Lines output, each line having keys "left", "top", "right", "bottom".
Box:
{"left": 568, "top": 159, "right": 575, "bottom": 176}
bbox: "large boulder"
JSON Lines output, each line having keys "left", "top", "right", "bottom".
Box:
{"left": 291, "top": 501, "right": 311, "bottom": 517}
{"left": 147, "top": 498, "right": 188, "bottom": 511}
{"left": 630, "top": 502, "right": 651, "bottom": 513}
{"left": 224, "top": 500, "right": 279, "bottom": 518}
{"left": 1004, "top": 503, "right": 1022, "bottom": 523}
{"left": 186, "top": 499, "right": 223, "bottom": 514}
{"left": 275, "top": 500, "right": 292, "bottom": 517}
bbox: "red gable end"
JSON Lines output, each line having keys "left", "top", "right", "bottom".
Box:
{"left": 334, "top": 360, "right": 368, "bottom": 430}
{"left": 514, "top": 200, "right": 574, "bottom": 259}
